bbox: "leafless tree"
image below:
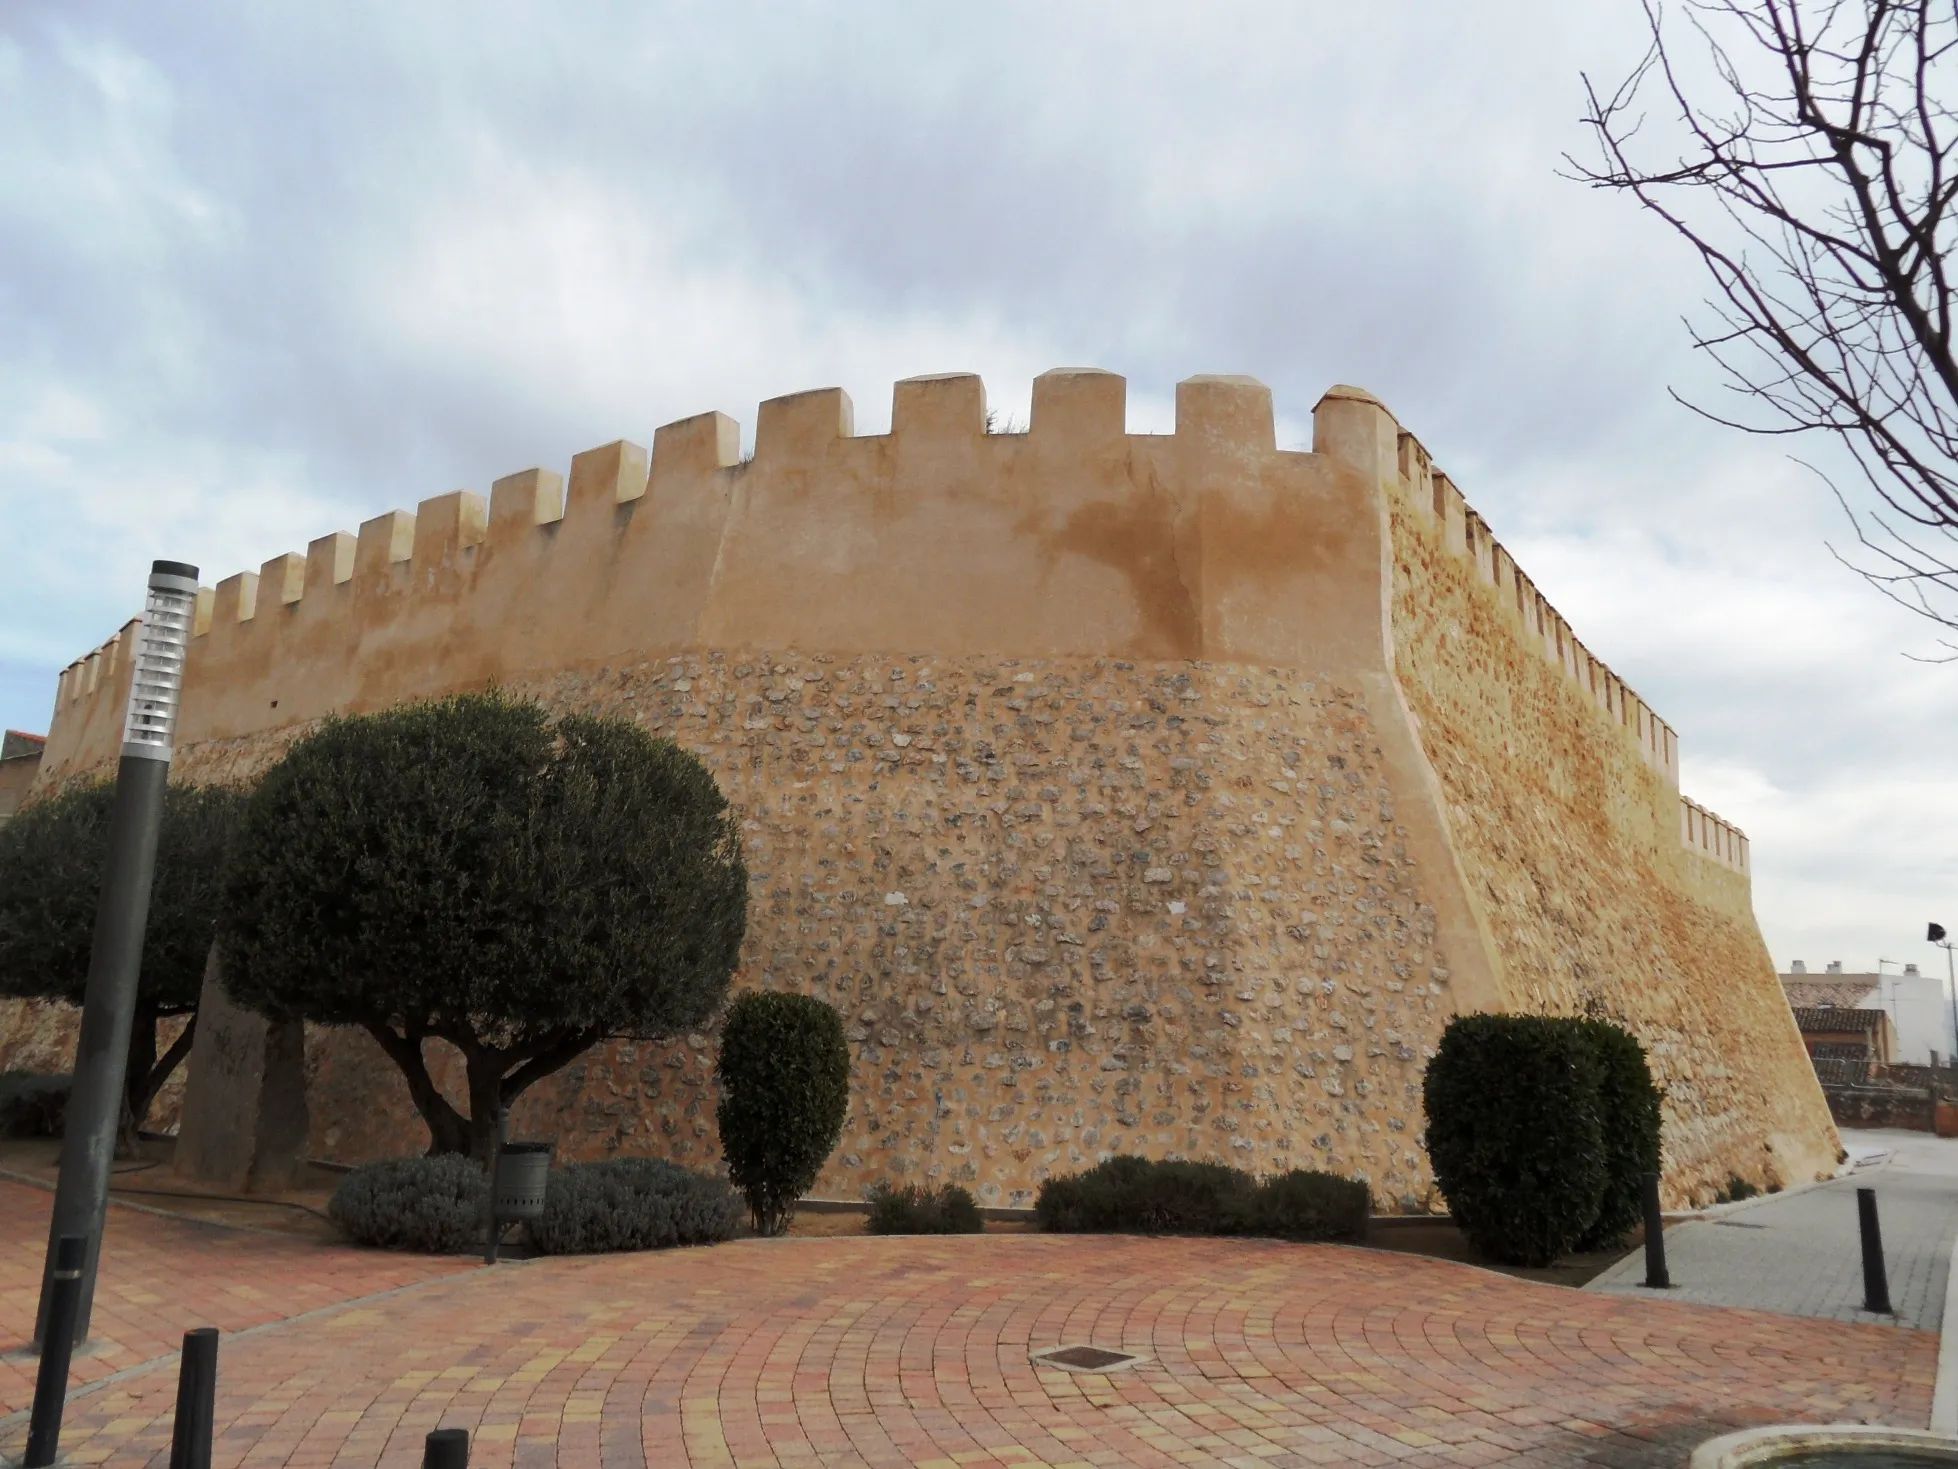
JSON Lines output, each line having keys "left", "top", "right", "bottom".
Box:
{"left": 1573, "top": 1, "right": 1958, "bottom": 649}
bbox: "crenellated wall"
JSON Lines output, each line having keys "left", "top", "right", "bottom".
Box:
{"left": 22, "top": 369, "right": 1837, "bottom": 1208}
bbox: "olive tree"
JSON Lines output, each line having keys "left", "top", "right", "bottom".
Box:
{"left": 0, "top": 779, "right": 247, "bottom": 1136}
{"left": 218, "top": 693, "right": 747, "bottom": 1158}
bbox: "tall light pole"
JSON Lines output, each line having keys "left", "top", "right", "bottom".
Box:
{"left": 1932, "top": 923, "right": 1958, "bottom": 1073}
{"left": 35, "top": 560, "right": 198, "bottom": 1345}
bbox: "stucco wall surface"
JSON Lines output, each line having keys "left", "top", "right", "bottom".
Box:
{"left": 18, "top": 367, "right": 1834, "bottom": 1209}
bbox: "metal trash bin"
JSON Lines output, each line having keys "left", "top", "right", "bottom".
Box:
{"left": 492, "top": 1143, "right": 552, "bottom": 1225}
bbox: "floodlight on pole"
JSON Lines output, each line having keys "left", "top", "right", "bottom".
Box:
{"left": 35, "top": 560, "right": 198, "bottom": 1348}
{"left": 1931, "top": 923, "right": 1957, "bottom": 1071}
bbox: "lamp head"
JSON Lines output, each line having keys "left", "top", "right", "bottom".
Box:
{"left": 120, "top": 559, "right": 199, "bottom": 762}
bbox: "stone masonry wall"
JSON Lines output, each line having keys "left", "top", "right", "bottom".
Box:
{"left": 1382, "top": 439, "right": 1839, "bottom": 1206}
{"left": 209, "top": 655, "right": 1460, "bottom": 1211}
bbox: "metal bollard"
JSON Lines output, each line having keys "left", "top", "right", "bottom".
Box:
{"left": 424, "top": 1426, "right": 470, "bottom": 1469}
{"left": 1859, "top": 1187, "right": 1894, "bottom": 1314}
{"left": 25, "top": 1234, "right": 88, "bottom": 1468}
{"left": 1642, "top": 1171, "right": 1670, "bottom": 1289}
{"left": 168, "top": 1327, "right": 219, "bottom": 1469}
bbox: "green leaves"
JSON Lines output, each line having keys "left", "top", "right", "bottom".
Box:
{"left": 219, "top": 692, "right": 749, "bottom": 1153}
{"left": 1423, "top": 1014, "right": 1663, "bottom": 1267}
{"left": 0, "top": 779, "right": 244, "bottom": 1015}
{"left": 715, "top": 991, "right": 849, "bottom": 1235}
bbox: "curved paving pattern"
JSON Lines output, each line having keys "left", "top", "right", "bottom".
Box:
{"left": 2, "top": 1224, "right": 1936, "bottom": 1468}
{"left": 0, "top": 1181, "right": 467, "bottom": 1418}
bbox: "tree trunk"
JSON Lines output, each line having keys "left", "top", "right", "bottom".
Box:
{"left": 362, "top": 1022, "right": 472, "bottom": 1156}
{"left": 116, "top": 1001, "right": 160, "bottom": 1156}
{"left": 125, "top": 1013, "right": 198, "bottom": 1141}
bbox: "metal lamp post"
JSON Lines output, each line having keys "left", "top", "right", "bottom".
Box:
{"left": 35, "top": 560, "right": 199, "bottom": 1347}
{"left": 1932, "top": 923, "right": 1957, "bottom": 1073}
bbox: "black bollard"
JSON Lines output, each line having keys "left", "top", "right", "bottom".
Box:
{"left": 1642, "top": 1171, "right": 1670, "bottom": 1289}
{"left": 168, "top": 1327, "right": 219, "bottom": 1469}
{"left": 25, "top": 1234, "right": 88, "bottom": 1468}
{"left": 1859, "top": 1187, "right": 1894, "bottom": 1314}
{"left": 424, "top": 1426, "right": 470, "bottom": 1469}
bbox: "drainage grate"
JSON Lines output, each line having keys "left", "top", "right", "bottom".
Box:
{"left": 1032, "top": 1345, "right": 1145, "bottom": 1373}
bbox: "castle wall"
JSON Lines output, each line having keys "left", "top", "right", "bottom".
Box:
{"left": 1371, "top": 403, "right": 1837, "bottom": 1200}
{"left": 19, "top": 368, "right": 1837, "bottom": 1208}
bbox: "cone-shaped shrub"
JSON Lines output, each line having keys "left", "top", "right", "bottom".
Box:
{"left": 1574, "top": 1018, "right": 1664, "bottom": 1250}
{"left": 716, "top": 992, "right": 849, "bottom": 1235}
{"left": 1423, "top": 1014, "right": 1609, "bottom": 1267}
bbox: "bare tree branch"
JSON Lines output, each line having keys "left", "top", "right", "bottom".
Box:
{"left": 1570, "top": 0, "right": 1958, "bottom": 633}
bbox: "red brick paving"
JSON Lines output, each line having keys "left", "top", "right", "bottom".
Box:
{"left": 0, "top": 1181, "right": 469, "bottom": 1417}
{"left": 0, "top": 1192, "right": 1936, "bottom": 1467}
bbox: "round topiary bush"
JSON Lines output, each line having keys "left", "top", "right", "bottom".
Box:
{"left": 527, "top": 1159, "right": 742, "bottom": 1255}
{"left": 328, "top": 1156, "right": 486, "bottom": 1253}
{"left": 1423, "top": 1014, "right": 1609, "bottom": 1267}
{"left": 715, "top": 992, "right": 850, "bottom": 1236}
{"left": 1574, "top": 1017, "right": 1664, "bottom": 1251}
{"left": 865, "top": 1182, "right": 984, "bottom": 1235}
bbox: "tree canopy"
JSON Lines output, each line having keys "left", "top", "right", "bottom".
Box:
{"left": 0, "top": 779, "right": 247, "bottom": 1131}
{"left": 218, "top": 692, "right": 748, "bottom": 1157}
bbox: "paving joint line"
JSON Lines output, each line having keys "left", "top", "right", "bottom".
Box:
{"left": 0, "top": 1166, "right": 302, "bottom": 1242}
{"left": 0, "top": 1255, "right": 505, "bottom": 1450}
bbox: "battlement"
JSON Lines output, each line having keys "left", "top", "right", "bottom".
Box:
{"left": 25, "top": 365, "right": 1824, "bottom": 1205}
{"left": 1381, "top": 407, "right": 1680, "bottom": 790}
{"left": 42, "top": 367, "right": 1738, "bottom": 873}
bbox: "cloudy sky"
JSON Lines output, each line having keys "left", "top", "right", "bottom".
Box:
{"left": 3, "top": 1, "right": 1954, "bottom": 981}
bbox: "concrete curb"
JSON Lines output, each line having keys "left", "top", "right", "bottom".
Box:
{"left": 1931, "top": 1221, "right": 1958, "bottom": 1433}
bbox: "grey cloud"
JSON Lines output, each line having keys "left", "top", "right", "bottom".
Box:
{"left": 3, "top": 0, "right": 1952, "bottom": 968}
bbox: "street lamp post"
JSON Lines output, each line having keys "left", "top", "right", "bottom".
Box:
{"left": 34, "top": 560, "right": 198, "bottom": 1346}
{"left": 1931, "top": 923, "right": 1958, "bottom": 1075}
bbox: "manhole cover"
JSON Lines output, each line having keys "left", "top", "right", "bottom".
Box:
{"left": 1032, "top": 1345, "right": 1145, "bottom": 1373}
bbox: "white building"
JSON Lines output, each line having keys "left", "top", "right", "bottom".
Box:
{"left": 1782, "top": 959, "right": 1957, "bottom": 1068}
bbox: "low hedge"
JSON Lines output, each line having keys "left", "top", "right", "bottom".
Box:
{"left": 528, "top": 1158, "right": 742, "bottom": 1254}
{"left": 866, "top": 1182, "right": 983, "bottom": 1234}
{"left": 328, "top": 1155, "right": 486, "bottom": 1253}
{"left": 1035, "top": 1156, "right": 1368, "bottom": 1242}
{"left": 1247, "top": 1168, "right": 1371, "bottom": 1242}
{"left": 1424, "top": 1013, "right": 1663, "bottom": 1266}
{"left": 0, "top": 1071, "right": 69, "bottom": 1138}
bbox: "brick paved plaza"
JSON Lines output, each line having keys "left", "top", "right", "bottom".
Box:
{"left": 0, "top": 1180, "right": 1938, "bottom": 1467}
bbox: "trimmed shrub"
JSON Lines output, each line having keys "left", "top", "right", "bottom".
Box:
{"left": 1575, "top": 1018, "right": 1664, "bottom": 1250}
{"left": 1247, "top": 1169, "right": 1371, "bottom": 1243}
{"left": 866, "top": 1182, "right": 984, "bottom": 1235}
{"left": 1423, "top": 1014, "right": 1609, "bottom": 1267}
{"left": 1036, "top": 1156, "right": 1253, "bottom": 1234}
{"left": 716, "top": 992, "right": 850, "bottom": 1236}
{"left": 1035, "top": 1157, "right": 1367, "bottom": 1242}
{"left": 527, "top": 1158, "right": 741, "bottom": 1255}
{"left": 328, "top": 1156, "right": 486, "bottom": 1253}
{"left": 0, "top": 1072, "right": 69, "bottom": 1138}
